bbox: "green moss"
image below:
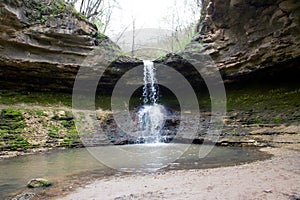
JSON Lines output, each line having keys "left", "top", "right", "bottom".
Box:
{"left": 61, "top": 120, "right": 69, "bottom": 127}
{"left": 35, "top": 110, "right": 47, "bottom": 117}
{"left": 0, "top": 90, "right": 72, "bottom": 107}
{"left": 64, "top": 111, "right": 74, "bottom": 119}
{"left": 8, "top": 136, "right": 29, "bottom": 151}
{"left": 194, "top": 47, "right": 201, "bottom": 52}
{"left": 25, "top": 0, "right": 91, "bottom": 25}
{"left": 251, "top": 117, "right": 263, "bottom": 124}
{"left": 274, "top": 115, "right": 282, "bottom": 124}
{"left": 48, "top": 127, "right": 60, "bottom": 138}
{"left": 93, "top": 32, "right": 108, "bottom": 40}
{"left": 158, "top": 55, "right": 167, "bottom": 60}
{"left": 27, "top": 178, "right": 52, "bottom": 188}
{"left": 73, "top": 9, "right": 87, "bottom": 21}
{"left": 62, "top": 138, "right": 72, "bottom": 146}
{"left": 0, "top": 106, "right": 84, "bottom": 151}
{"left": 48, "top": 131, "right": 58, "bottom": 138}
{"left": 210, "top": 82, "right": 300, "bottom": 124}
{"left": 0, "top": 109, "right": 25, "bottom": 133}
{"left": 1, "top": 109, "right": 23, "bottom": 119}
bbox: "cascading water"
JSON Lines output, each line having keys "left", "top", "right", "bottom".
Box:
{"left": 136, "top": 61, "right": 166, "bottom": 143}
{"left": 142, "top": 60, "right": 159, "bottom": 105}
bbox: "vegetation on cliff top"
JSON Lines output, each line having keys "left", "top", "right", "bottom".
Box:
{"left": 21, "top": 0, "right": 108, "bottom": 39}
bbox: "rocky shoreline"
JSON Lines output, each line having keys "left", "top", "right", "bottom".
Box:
{"left": 1, "top": 104, "right": 299, "bottom": 159}
{"left": 0, "top": 0, "right": 299, "bottom": 199}
{"left": 12, "top": 146, "right": 299, "bottom": 200}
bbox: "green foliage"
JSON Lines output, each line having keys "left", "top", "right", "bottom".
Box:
{"left": 94, "top": 32, "right": 108, "bottom": 39}
{"left": 24, "top": 0, "right": 69, "bottom": 23}
{"left": 35, "top": 110, "right": 47, "bottom": 117}
{"left": 72, "top": 7, "right": 87, "bottom": 21}
{"left": 27, "top": 0, "right": 97, "bottom": 25}
{"left": 158, "top": 55, "right": 167, "bottom": 60}
{"left": 251, "top": 117, "right": 263, "bottom": 124}
{"left": 61, "top": 119, "right": 75, "bottom": 128}
{"left": 274, "top": 115, "right": 282, "bottom": 124}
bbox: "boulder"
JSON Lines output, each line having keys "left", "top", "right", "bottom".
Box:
{"left": 27, "top": 178, "right": 52, "bottom": 188}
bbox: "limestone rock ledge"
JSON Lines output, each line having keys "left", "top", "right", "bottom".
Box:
{"left": 157, "top": 0, "right": 300, "bottom": 83}
{"left": 0, "top": 0, "right": 141, "bottom": 92}
{"left": 194, "top": 0, "right": 300, "bottom": 80}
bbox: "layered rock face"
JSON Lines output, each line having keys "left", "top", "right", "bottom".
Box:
{"left": 0, "top": 0, "right": 141, "bottom": 92}
{"left": 189, "top": 0, "right": 300, "bottom": 81}
{"left": 0, "top": 0, "right": 299, "bottom": 93}
{"left": 158, "top": 0, "right": 300, "bottom": 85}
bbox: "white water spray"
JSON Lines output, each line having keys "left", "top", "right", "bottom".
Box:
{"left": 142, "top": 60, "right": 159, "bottom": 104}
{"left": 136, "top": 61, "right": 166, "bottom": 143}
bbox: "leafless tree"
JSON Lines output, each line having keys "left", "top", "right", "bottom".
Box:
{"left": 131, "top": 18, "right": 136, "bottom": 57}
{"left": 66, "top": 0, "right": 117, "bottom": 33}
{"left": 160, "top": 0, "right": 199, "bottom": 52}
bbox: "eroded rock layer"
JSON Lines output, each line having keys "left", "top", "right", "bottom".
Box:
{"left": 0, "top": 0, "right": 141, "bottom": 92}
{"left": 190, "top": 0, "right": 300, "bottom": 80}
{"left": 0, "top": 0, "right": 299, "bottom": 92}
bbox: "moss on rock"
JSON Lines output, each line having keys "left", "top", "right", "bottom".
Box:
{"left": 27, "top": 178, "right": 52, "bottom": 188}
{"left": 0, "top": 108, "right": 83, "bottom": 151}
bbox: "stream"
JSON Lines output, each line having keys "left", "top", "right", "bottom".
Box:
{"left": 0, "top": 144, "right": 271, "bottom": 199}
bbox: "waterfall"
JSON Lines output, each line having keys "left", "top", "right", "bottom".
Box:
{"left": 142, "top": 60, "right": 159, "bottom": 105}
{"left": 136, "top": 61, "right": 166, "bottom": 143}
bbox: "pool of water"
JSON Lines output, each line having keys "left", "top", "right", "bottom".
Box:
{"left": 0, "top": 144, "right": 271, "bottom": 199}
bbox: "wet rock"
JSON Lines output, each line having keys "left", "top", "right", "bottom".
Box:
{"left": 12, "top": 193, "right": 35, "bottom": 200}
{"left": 27, "top": 178, "right": 52, "bottom": 188}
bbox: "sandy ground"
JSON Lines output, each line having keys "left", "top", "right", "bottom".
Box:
{"left": 61, "top": 147, "right": 300, "bottom": 200}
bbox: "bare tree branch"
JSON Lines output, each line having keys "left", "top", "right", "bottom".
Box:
{"left": 68, "top": 0, "right": 116, "bottom": 33}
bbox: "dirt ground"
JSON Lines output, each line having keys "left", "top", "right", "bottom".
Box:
{"left": 61, "top": 147, "right": 300, "bottom": 200}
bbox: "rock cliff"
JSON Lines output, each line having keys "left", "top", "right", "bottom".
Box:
{"left": 190, "top": 0, "right": 300, "bottom": 81}
{"left": 0, "top": 0, "right": 299, "bottom": 92}
{"left": 156, "top": 0, "right": 299, "bottom": 85}
{"left": 0, "top": 0, "right": 141, "bottom": 92}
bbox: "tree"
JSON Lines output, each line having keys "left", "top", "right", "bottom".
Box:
{"left": 65, "top": 0, "right": 117, "bottom": 34}
{"left": 131, "top": 18, "right": 136, "bottom": 57}
{"left": 159, "top": 0, "right": 202, "bottom": 52}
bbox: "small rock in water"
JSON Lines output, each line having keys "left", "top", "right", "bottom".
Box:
{"left": 27, "top": 178, "right": 52, "bottom": 188}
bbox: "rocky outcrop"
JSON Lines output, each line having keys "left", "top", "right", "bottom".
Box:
{"left": 191, "top": 0, "right": 300, "bottom": 81}
{"left": 0, "top": 0, "right": 141, "bottom": 92}
{"left": 1, "top": 0, "right": 299, "bottom": 92}
{"left": 156, "top": 0, "right": 300, "bottom": 84}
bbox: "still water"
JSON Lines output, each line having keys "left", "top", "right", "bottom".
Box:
{"left": 0, "top": 144, "right": 270, "bottom": 199}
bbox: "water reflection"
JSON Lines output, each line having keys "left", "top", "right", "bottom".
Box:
{"left": 0, "top": 145, "right": 270, "bottom": 199}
